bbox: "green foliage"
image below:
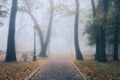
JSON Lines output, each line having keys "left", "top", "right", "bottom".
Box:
{"left": 0, "top": 10, "right": 8, "bottom": 17}
{"left": 114, "top": 0, "right": 120, "bottom": 7}
{"left": 0, "top": 0, "right": 8, "bottom": 26}
{"left": 84, "top": 21, "right": 96, "bottom": 46}
{"left": 84, "top": 0, "right": 120, "bottom": 46}
{"left": 18, "top": 0, "right": 42, "bottom": 13}
{"left": 84, "top": 14, "right": 104, "bottom": 46}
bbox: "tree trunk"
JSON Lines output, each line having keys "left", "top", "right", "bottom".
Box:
{"left": 28, "top": 12, "right": 46, "bottom": 57}
{"left": 113, "top": 10, "right": 120, "bottom": 61}
{"left": 113, "top": 26, "right": 119, "bottom": 61}
{"left": 91, "top": 0, "right": 96, "bottom": 18}
{"left": 95, "top": 31, "right": 99, "bottom": 60}
{"left": 5, "top": 0, "right": 18, "bottom": 62}
{"left": 91, "top": 0, "right": 99, "bottom": 60}
{"left": 97, "top": 0, "right": 108, "bottom": 62}
{"left": 40, "top": 0, "right": 54, "bottom": 57}
{"left": 74, "top": 0, "right": 83, "bottom": 60}
{"left": 25, "top": 0, "right": 46, "bottom": 57}
{"left": 98, "top": 26, "right": 107, "bottom": 62}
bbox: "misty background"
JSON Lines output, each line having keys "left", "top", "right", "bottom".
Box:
{"left": 0, "top": 0, "right": 97, "bottom": 54}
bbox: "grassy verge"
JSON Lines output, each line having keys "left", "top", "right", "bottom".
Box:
{"left": 0, "top": 60, "right": 44, "bottom": 80}
{"left": 75, "top": 60, "right": 120, "bottom": 80}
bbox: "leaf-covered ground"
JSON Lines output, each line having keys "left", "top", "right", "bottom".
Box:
{"left": 75, "top": 61, "right": 120, "bottom": 80}
{"left": 0, "top": 60, "right": 44, "bottom": 80}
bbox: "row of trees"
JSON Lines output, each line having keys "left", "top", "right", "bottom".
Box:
{"left": 3, "top": 0, "right": 119, "bottom": 62}
{"left": 4, "top": 0, "right": 54, "bottom": 62}
{"left": 3, "top": 0, "right": 84, "bottom": 62}
{"left": 85, "top": 0, "right": 120, "bottom": 62}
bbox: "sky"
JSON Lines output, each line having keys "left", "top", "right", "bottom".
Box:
{"left": 0, "top": 0, "right": 98, "bottom": 54}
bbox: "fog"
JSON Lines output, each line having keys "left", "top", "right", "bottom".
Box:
{"left": 0, "top": 0, "right": 97, "bottom": 54}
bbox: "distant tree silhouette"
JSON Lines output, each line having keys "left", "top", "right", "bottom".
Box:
{"left": 40, "top": 0, "right": 54, "bottom": 57}
{"left": 24, "top": 0, "right": 45, "bottom": 57}
{"left": 23, "top": 0, "right": 54, "bottom": 57}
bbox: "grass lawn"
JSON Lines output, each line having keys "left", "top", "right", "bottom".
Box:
{"left": 0, "top": 60, "right": 44, "bottom": 80}
{"left": 75, "top": 60, "right": 120, "bottom": 80}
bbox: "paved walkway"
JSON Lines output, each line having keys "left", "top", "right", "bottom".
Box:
{"left": 31, "top": 58, "right": 83, "bottom": 80}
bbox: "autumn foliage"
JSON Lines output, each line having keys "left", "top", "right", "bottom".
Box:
{"left": 0, "top": 61, "right": 43, "bottom": 80}
{"left": 75, "top": 61, "right": 120, "bottom": 80}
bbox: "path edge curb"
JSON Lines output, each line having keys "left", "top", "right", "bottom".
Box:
{"left": 72, "top": 61, "right": 90, "bottom": 80}
{"left": 24, "top": 61, "right": 47, "bottom": 80}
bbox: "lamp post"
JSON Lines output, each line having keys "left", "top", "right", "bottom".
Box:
{"left": 33, "top": 28, "right": 37, "bottom": 61}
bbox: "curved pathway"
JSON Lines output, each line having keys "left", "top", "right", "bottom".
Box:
{"left": 31, "top": 58, "right": 84, "bottom": 80}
